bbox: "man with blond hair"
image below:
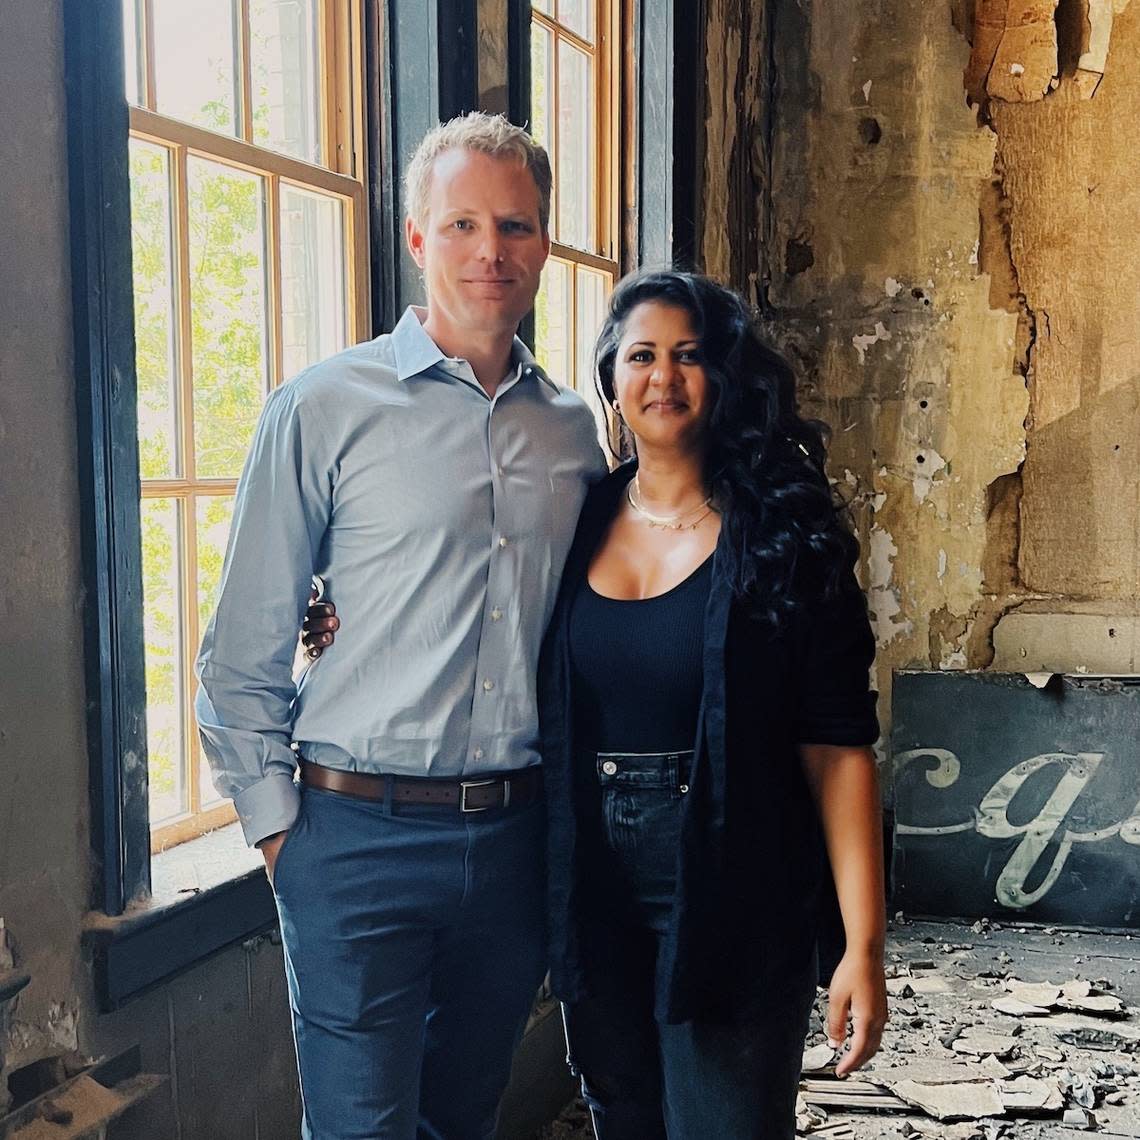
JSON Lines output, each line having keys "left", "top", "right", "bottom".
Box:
{"left": 196, "top": 112, "right": 604, "bottom": 1139}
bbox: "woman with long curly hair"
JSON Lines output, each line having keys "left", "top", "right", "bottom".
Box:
{"left": 538, "top": 269, "right": 887, "bottom": 1138}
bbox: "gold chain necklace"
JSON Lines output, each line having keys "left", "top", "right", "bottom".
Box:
{"left": 626, "top": 477, "right": 714, "bottom": 531}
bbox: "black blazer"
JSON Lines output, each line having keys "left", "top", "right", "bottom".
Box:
{"left": 539, "top": 462, "right": 879, "bottom": 1024}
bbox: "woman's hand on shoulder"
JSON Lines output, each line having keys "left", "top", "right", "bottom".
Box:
{"left": 826, "top": 947, "right": 888, "bottom": 1077}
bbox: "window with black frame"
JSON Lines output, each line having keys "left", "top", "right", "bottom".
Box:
{"left": 530, "top": 0, "right": 619, "bottom": 438}
{"left": 68, "top": 0, "right": 680, "bottom": 1007}
{"left": 121, "top": 0, "right": 370, "bottom": 853}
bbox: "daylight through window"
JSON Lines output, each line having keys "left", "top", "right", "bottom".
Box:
{"left": 123, "top": 0, "right": 369, "bottom": 851}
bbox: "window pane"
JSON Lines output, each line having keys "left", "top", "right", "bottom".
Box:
{"left": 575, "top": 266, "right": 611, "bottom": 444}
{"left": 196, "top": 495, "right": 235, "bottom": 809}
{"left": 557, "top": 41, "right": 594, "bottom": 250}
{"left": 557, "top": 0, "right": 594, "bottom": 42}
{"left": 129, "top": 139, "right": 181, "bottom": 479}
{"left": 530, "top": 22, "right": 553, "bottom": 156}
{"left": 251, "top": 0, "right": 322, "bottom": 164}
{"left": 123, "top": 0, "right": 142, "bottom": 105}
{"left": 142, "top": 498, "right": 186, "bottom": 826}
{"left": 535, "top": 258, "right": 573, "bottom": 387}
{"left": 152, "top": 0, "right": 238, "bottom": 136}
{"left": 280, "top": 185, "right": 347, "bottom": 377}
{"left": 532, "top": 0, "right": 553, "bottom": 14}
{"left": 188, "top": 157, "right": 269, "bottom": 478}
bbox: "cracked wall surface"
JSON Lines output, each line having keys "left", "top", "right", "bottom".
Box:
{"left": 991, "top": 6, "right": 1140, "bottom": 602}
{"left": 700, "top": 0, "right": 1140, "bottom": 751}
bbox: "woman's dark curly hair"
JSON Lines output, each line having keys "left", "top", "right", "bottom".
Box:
{"left": 594, "top": 269, "right": 860, "bottom": 626}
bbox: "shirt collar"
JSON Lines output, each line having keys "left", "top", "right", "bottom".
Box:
{"left": 391, "top": 306, "right": 560, "bottom": 393}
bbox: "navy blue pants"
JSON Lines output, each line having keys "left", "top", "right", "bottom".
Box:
{"left": 271, "top": 784, "right": 547, "bottom": 1140}
{"left": 564, "top": 751, "right": 815, "bottom": 1140}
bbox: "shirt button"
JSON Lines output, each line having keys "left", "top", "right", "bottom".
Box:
{"left": 483, "top": 679, "right": 495, "bottom": 692}
{"left": 602, "top": 760, "right": 618, "bottom": 776}
{"left": 474, "top": 748, "right": 485, "bottom": 760}
{"left": 498, "top": 536, "right": 508, "bottom": 548}
{"left": 497, "top": 465, "right": 505, "bottom": 477}
{"left": 491, "top": 608, "right": 503, "bottom": 621}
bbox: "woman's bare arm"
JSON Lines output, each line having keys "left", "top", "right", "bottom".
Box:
{"left": 799, "top": 742, "right": 888, "bottom": 1076}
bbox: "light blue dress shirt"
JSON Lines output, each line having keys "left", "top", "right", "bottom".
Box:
{"left": 195, "top": 307, "right": 606, "bottom": 846}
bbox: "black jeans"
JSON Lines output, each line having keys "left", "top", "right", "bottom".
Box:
{"left": 564, "top": 750, "right": 814, "bottom": 1140}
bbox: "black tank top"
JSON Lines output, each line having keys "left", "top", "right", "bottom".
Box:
{"left": 568, "top": 555, "right": 712, "bottom": 752}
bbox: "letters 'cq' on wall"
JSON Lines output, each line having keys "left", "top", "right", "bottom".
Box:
{"left": 891, "top": 671, "right": 1140, "bottom": 930}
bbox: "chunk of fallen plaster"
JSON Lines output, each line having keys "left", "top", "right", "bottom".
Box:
{"left": 976, "top": 1055, "right": 1012, "bottom": 1080}
{"left": 893, "top": 1078, "right": 1005, "bottom": 1121}
{"left": 802, "top": 1043, "right": 837, "bottom": 1072}
{"left": 993, "top": 996, "right": 1052, "bottom": 1017}
{"left": 1053, "top": 1020, "right": 1140, "bottom": 1052}
{"left": 1059, "top": 992, "right": 1126, "bottom": 1017}
{"left": 1062, "top": 1106, "right": 1098, "bottom": 1128}
{"left": 998, "top": 1075, "right": 1063, "bottom": 1112}
{"left": 1007, "top": 981, "right": 1062, "bottom": 1007}
{"left": 952, "top": 1030, "right": 1020, "bottom": 1059}
{"left": 866, "top": 1059, "right": 993, "bottom": 1085}
{"left": 910, "top": 975, "right": 953, "bottom": 995}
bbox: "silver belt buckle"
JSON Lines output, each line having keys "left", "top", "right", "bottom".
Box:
{"left": 460, "top": 778, "right": 497, "bottom": 812}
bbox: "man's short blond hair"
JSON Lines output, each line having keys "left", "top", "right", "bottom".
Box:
{"left": 404, "top": 112, "right": 552, "bottom": 232}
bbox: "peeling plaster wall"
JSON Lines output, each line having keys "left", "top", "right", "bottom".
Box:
{"left": 992, "top": 6, "right": 1140, "bottom": 602}
{"left": 700, "top": 0, "right": 1140, "bottom": 753}
{"left": 0, "top": 5, "right": 299, "bottom": 1136}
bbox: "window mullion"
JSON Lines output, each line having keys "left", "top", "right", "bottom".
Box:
{"left": 169, "top": 137, "right": 199, "bottom": 825}
{"left": 140, "top": 0, "right": 157, "bottom": 109}
{"left": 568, "top": 259, "right": 578, "bottom": 389}
{"left": 238, "top": 0, "right": 254, "bottom": 143}
{"left": 319, "top": 0, "right": 337, "bottom": 172}
{"left": 345, "top": 0, "right": 366, "bottom": 182}
{"left": 597, "top": 0, "right": 610, "bottom": 258}
{"left": 130, "top": 106, "right": 362, "bottom": 196}
{"left": 551, "top": 25, "right": 560, "bottom": 244}
{"left": 267, "top": 174, "right": 284, "bottom": 387}
{"left": 172, "top": 143, "right": 195, "bottom": 484}
{"left": 349, "top": 185, "right": 370, "bottom": 342}
{"left": 180, "top": 489, "right": 200, "bottom": 822}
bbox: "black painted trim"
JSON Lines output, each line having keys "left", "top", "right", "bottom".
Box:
{"left": 63, "top": 0, "right": 151, "bottom": 917}
{"left": 367, "top": 0, "right": 397, "bottom": 334}
{"left": 635, "top": 0, "right": 702, "bottom": 269}
{"left": 507, "top": 0, "right": 532, "bottom": 131}
{"left": 437, "top": 0, "right": 479, "bottom": 120}
{"left": 507, "top": 0, "right": 536, "bottom": 350}
{"left": 385, "top": 0, "right": 483, "bottom": 315}
{"left": 88, "top": 873, "right": 278, "bottom": 1011}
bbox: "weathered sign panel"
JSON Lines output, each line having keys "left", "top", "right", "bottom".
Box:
{"left": 891, "top": 671, "right": 1140, "bottom": 929}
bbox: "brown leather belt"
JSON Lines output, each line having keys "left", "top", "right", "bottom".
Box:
{"left": 299, "top": 760, "right": 542, "bottom": 812}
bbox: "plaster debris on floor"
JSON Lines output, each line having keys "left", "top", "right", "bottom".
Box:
{"left": 538, "top": 917, "right": 1140, "bottom": 1139}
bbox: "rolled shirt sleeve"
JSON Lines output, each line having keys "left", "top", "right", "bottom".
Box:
{"left": 195, "top": 382, "right": 334, "bottom": 846}
{"left": 793, "top": 572, "right": 880, "bottom": 747}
